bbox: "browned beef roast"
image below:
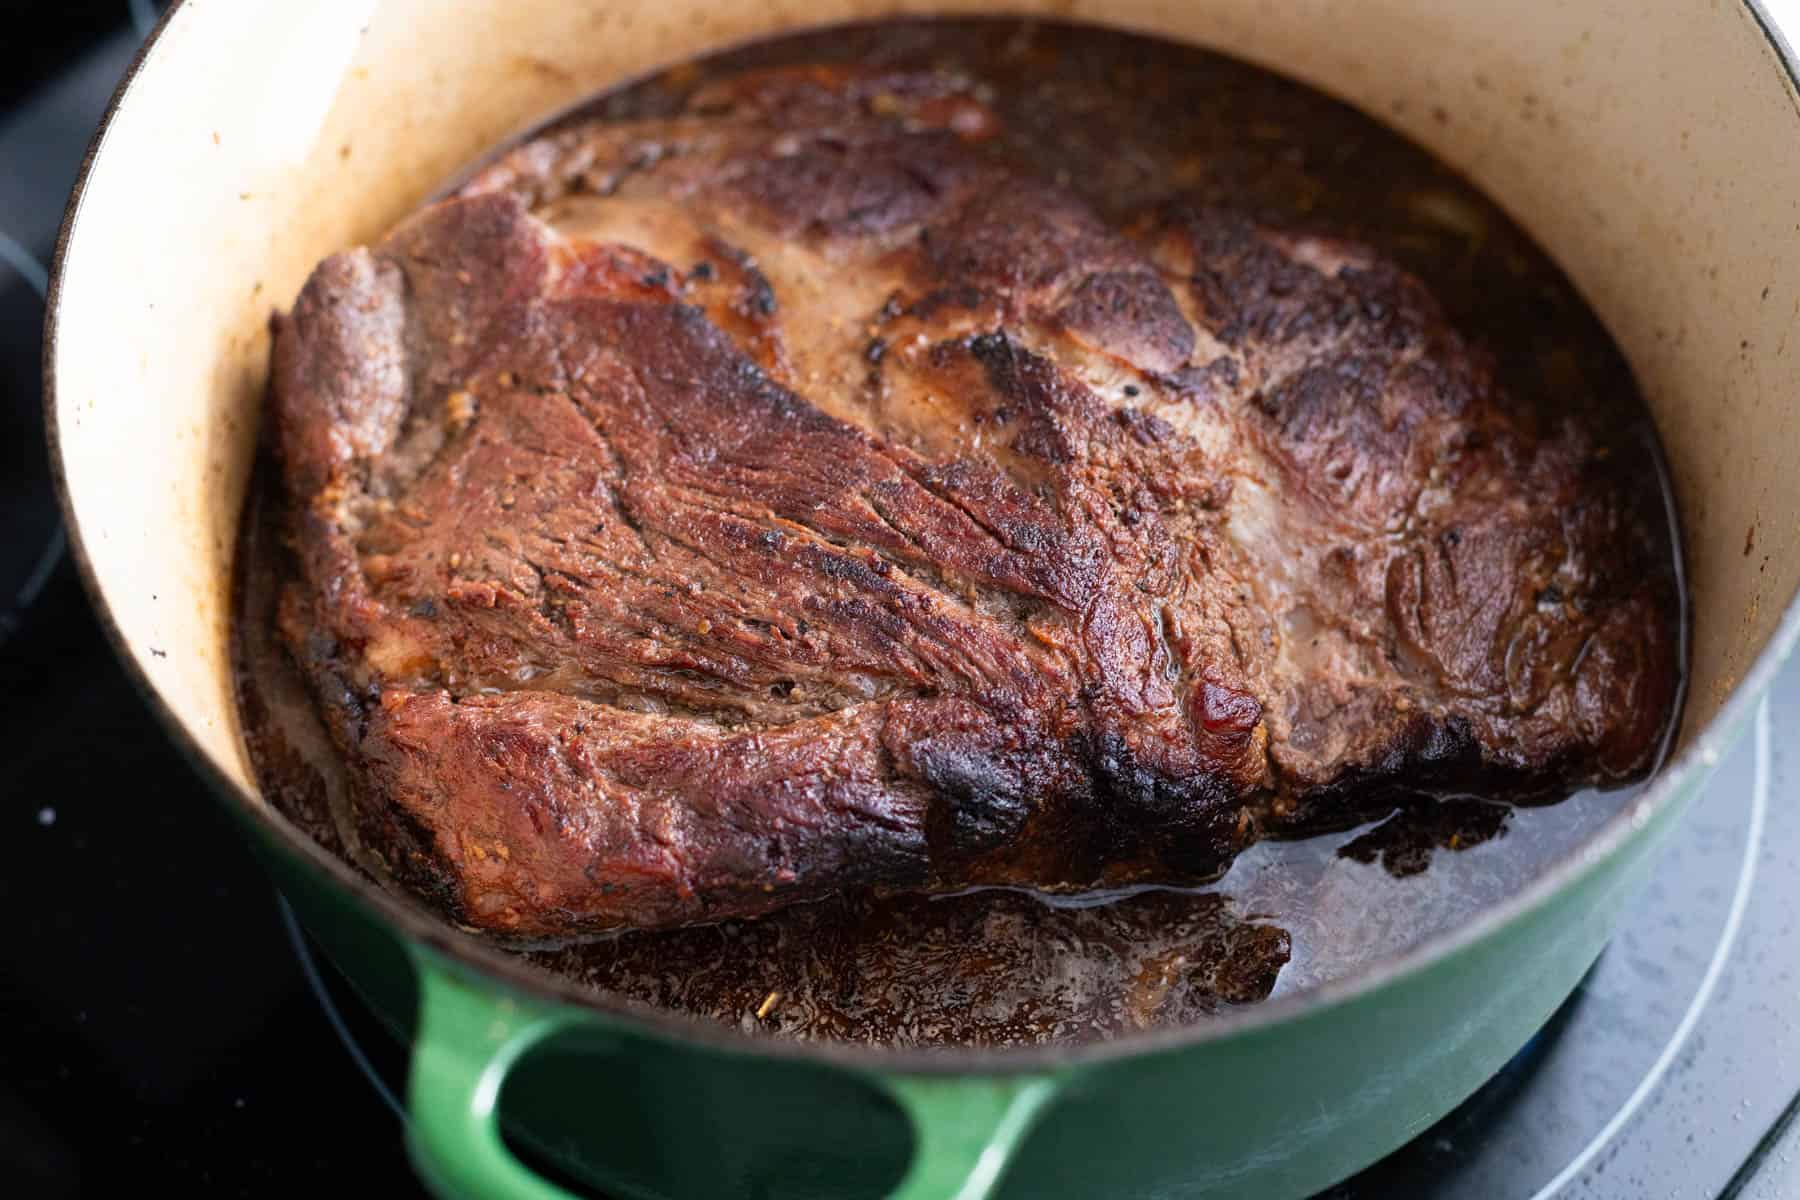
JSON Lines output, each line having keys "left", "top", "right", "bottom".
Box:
{"left": 267, "top": 66, "right": 1681, "bottom": 940}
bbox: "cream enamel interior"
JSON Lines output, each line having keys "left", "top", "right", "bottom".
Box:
{"left": 53, "top": 0, "right": 1800, "bottom": 807}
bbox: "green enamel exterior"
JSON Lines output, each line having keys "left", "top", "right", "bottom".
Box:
{"left": 397, "top": 953, "right": 1070, "bottom": 1200}
{"left": 408, "top": 964, "right": 581, "bottom": 1200}
{"left": 240, "top": 714, "right": 1725, "bottom": 1200}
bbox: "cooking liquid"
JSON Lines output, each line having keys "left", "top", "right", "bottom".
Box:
{"left": 233, "top": 18, "right": 1686, "bottom": 1048}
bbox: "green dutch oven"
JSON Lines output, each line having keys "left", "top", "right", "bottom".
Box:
{"left": 45, "top": 0, "right": 1800, "bottom": 1195}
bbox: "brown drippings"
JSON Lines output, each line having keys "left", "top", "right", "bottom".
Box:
{"left": 532, "top": 889, "right": 1289, "bottom": 1047}
{"left": 1337, "top": 798, "right": 1512, "bottom": 878}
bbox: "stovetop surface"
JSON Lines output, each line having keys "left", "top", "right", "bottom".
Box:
{"left": 3, "top": 8, "right": 1798, "bottom": 1198}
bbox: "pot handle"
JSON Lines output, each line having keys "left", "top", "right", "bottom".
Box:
{"left": 874, "top": 1073, "right": 1065, "bottom": 1200}
{"left": 404, "top": 946, "right": 1065, "bottom": 1200}
{"left": 405, "top": 948, "right": 584, "bottom": 1200}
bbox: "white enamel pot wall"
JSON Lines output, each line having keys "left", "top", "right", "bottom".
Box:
{"left": 46, "top": 3, "right": 1800, "bottom": 1199}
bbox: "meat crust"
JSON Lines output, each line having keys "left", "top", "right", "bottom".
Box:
{"left": 267, "top": 65, "right": 1680, "bottom": 938}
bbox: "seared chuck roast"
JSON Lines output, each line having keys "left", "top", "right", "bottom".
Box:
{"left": 267, "top": 66, "right": 1680, "bottom": 939}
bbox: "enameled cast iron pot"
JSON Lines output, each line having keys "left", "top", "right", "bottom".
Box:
{"left": 45, "top": 2, "right": 1800, "bottom": 1197}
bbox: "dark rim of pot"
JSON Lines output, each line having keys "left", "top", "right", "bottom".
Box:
{"left": 42, "top": 0, "right": 1800, "bottom": 1076}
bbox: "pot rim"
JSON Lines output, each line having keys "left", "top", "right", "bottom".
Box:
{"left": 42, "top": 0, "right": 1800, "bottom": 1076}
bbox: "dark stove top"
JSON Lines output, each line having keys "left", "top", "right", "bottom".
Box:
{"left": 4, "top": 9, "right": 1799, "bottom": 1198}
